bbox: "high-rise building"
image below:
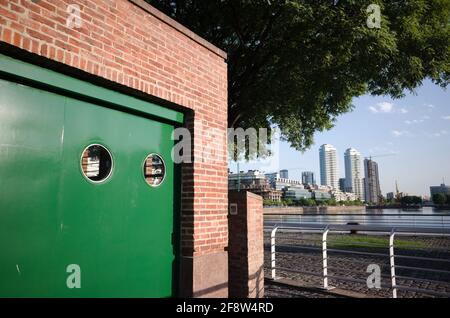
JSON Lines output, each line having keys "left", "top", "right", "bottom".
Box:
{"left": 344, "top": 148, "right": 364, "bottom": 200}
{"left": 280, "top": 169, "right": 289, "bottom": 179}
{"left": 319, "top": 144, "right": 339, "bottom": 190}
{"left": 302, "top": 171, "right": 316, "bottom": 185}
{"left": 339, "top": 178, "right": 346, "bottom": 192}
{"left": 364, "top": 159, "right": 382, "bottom": 204}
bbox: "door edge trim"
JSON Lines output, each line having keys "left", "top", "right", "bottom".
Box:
{"left": 0, "top": 53, "right": 184, "bottom": 124}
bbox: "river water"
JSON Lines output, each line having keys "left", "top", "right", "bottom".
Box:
{"left": 264, "top": 207, "right": 450, "bottom": 230}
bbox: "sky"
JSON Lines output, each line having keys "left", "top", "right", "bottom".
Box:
{"left": 230, "top": 79, "right": 450, "bottom": 197}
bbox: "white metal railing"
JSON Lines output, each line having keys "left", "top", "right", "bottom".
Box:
{"left": 267, "top": 223, "right": 450, "bottom": 298}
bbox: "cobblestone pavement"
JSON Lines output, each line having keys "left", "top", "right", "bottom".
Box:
{"left": 265, "top": 281, "right": 342, "bottom": 298}
{"left": 264, "top": 232, "right": 450, "bottom": 298}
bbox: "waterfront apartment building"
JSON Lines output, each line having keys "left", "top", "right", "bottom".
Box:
{"left": 430, "top": 183, "right": 450, "bottom": 197}
{"left": 319, "top": 144, "right": 339, "bottom": 190}
{"left": 364, "top": 159, "right": 382, "bottom": 204}
{"left": 331, "top": 190, "right": 358, "bottom": 202}
{"left": 302, "top": 171, "right": 316, "bottom": 185}
{"left": 284, "top": 188, "right": 313, "bottom": 200}
{"left": 344, "top": 148, "right": 364, "bottom": 200}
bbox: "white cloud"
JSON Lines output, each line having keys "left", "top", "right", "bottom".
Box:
{"left": 369, "top": 102, "right": 394, "bottom": 113}
{"left": 404, "top": 115, "right": 431, "bottom": 125}
{"left": 369, "top": 102, "right": 408, "bottom": 114}
{"left": 404, "top": 119, "right": 424, "bottom": 125}
{"left": 442, "top": 116, "right": 450, "bottom": 120}
{"left": 392, "top": 130, "right": 412, "bottom": 137}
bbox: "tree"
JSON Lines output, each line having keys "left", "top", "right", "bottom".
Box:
{"left": 433, "top": 193, "right": 447, "bottom": 205}
{"left": 298, "top": 198, "right": 315, "bottom": 206}
{"left": 149, "top": 0, "right": 449, "bottom": 151}
{"left": 401, "top": 195, "right": 422, "bottom": 205}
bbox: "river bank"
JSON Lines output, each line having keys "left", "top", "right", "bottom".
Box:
{"left": 264, "top": 206, "right": 365, "bottom": 214}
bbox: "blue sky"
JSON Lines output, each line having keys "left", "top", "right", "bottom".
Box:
{"left": 231, "top": 79, "right": 450, "bottom": 197}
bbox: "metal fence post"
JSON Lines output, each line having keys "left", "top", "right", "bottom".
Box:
{"left": 389, "top": 229, "right": 397, "bottom": 298}
{"left": 322, "top": 226, "right": 330, "bottom": 289}
{"left": 271, "top": 226, "right": 278, "bottom": 280}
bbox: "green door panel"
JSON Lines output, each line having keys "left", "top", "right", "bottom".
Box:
{"left": 0, "top": 75, "right": 177, "bottom": 297}
{"left": 0, "top": 79, "right": 65, "bottom": 296}
{"left": 55, "top": 98, "right": 176, "bottom": 297}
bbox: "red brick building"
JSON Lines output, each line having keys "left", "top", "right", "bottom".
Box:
{"left": 0, "top": 0, "right": 229, "bottom": 297}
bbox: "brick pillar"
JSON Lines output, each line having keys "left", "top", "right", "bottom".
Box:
{"left": 228, "top": 191, "right": 264, "bottom": 298}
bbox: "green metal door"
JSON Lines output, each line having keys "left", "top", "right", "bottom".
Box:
{"left": 0, "top": 56, "right": 181, "bottom": 297}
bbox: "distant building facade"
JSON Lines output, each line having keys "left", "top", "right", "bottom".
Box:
{"left": 386, "top": 192, "right": 395, "bottom": 201}
{"left": 430, "top": 183, "right": 450, "bottom": 197}
{"left": 280, "top": 169, "right": 289, "bottom": 179}
{"left": 344, "top": 148, "right": 364, "bottom": 200}
{"left": 339, "top": 178, "right": 346, "bottom": 192}
{"left": 284, "top": 188, "right": 313, "bottom": 201}
{"left": 265, "top": 174, "right": 304, "bottom": 191}
{"left": 228, "top": 170, "right": 282, "bottom": 201}
{"left": 331, "top": 190, "right": 358, "bottom": 202}
{"left": 319, "top": 144, "right": 339, "bottom": 190}
{"left": 364, "top": 159, "right": 382, "bottom": 204}
{"left": 302, "top": 171, "right": 316, "bottom": 185}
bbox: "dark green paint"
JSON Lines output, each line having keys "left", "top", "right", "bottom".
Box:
{"left": 0, "top": 56, "right": 182, "bottom": 297}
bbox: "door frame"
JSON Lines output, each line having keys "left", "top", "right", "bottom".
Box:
{"left": 0, "top": 53, "right": 184, "bottom": 297}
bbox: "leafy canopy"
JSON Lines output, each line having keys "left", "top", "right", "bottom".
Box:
{"left": 148, "top": 0, "right": 450, "bottom": 151}
{"left": 432, "top": 193, "right": 448, "bottom": 205}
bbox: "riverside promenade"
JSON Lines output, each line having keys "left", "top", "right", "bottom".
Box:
{"left": 264, "top": 206, "right": 365, "bottom": 215}
{"left": 263, "top": 208, "right": 450, "bottom": 298}
{"left": 264, "top": 233, "right": 450, "bottom": 298}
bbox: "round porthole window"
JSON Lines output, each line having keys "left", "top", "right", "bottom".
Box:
{"left": 80, "top": 144, "right": 113, "bottom": 183}
{"left": 143, "top": 154, "right": 166, "bottom": 187}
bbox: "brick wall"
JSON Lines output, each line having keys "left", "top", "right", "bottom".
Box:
{"left": 228, "top": 191, "right": 264, "bottom": 298}
{"left": 0, "top": 0, "right": 228, "bottom": 296}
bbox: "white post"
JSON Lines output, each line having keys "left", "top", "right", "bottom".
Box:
{"left": 322, "top": 227, "right": 330, "bottom": 289}
{"left": 271, "top": 227, "right": 278, "bottom": 280}
{"left": 389, "top": 230, "right": 397, "bottom": 298}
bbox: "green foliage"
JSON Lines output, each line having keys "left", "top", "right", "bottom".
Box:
{"left": 401, "top": 195, "right": 423, "bottom": 205}
{"left": 263, "top": 199, "right": 278, "bottom": 206}
{"left": 433, "top": 193, "right": 447, "bottom": 205}
{"left": 298, "top": 198, "right": 316, "bottom": 206}
{"left": 149, "top": 0, "right": 450, "bottom": 151}
{"left": 282, "top": 198, "right": 293, "bottom": 206}
{"left": 328, "top": 235, "right": 426, "bottom": 249}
